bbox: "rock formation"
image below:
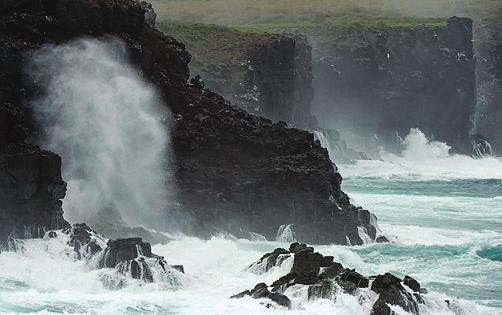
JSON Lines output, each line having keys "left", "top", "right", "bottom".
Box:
{"left": 234, "top": 242, "right": 442, "bottom": 314}
{"left": 62, "top": 223, "right": 183, "bottom": 285}
{"left": 474, "top": 20, "right": 502, "bottom": 153}
{"left": 0, "top": 0, "right": 380, "bottom": 245}
{"left": 159, "top": 22, "right": 318, "bottom": 130}
{"left": 310, "top": 17, "right": 476, "bottom": 153}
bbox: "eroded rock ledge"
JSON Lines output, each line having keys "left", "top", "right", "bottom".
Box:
{"left": 1, "top": 0, "right": 380, "bottom": 245}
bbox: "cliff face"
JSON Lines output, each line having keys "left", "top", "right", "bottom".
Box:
{"left": 0, "top": 106, "right": 67, "bottom": 246}
{"left": 474, "top": 21, "right": 502, "bottom": 153}
{"left": 310, "top": 17, "right": 476, "bottom": 152}
{"left": 0, "top": 0, "right": 378, "bottom": 245}
{"left": 158, "top": 23, "right": 318, "bottom": 129}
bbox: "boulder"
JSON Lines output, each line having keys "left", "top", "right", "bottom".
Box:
{"left": 371, "top": 273, "right": 419, "bottom": 315}
{"left": 231, "top": 283, "right": 291, "bottom": 309}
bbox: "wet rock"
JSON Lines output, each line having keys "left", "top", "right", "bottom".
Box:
{"left": 308, "top": 279, "right": 337, "bottom": 300}
{"left": 0, "top": 143, "right": 67, "bottom": 247}
{"left": 231, "top": 283, "right": 291, "bottom": 309}
{"left": 239, "top": 243, "right": 428, "bottom": 312}
{"left": 371, "top": 273, "right": 419, "bottom": 315}
{"left": 249, "top": 248, "right": 290, "bottom": 273}
{"left": 403, "top": 275, "right": 421, "bottom": 293}
{"left": 63, "top": 223, "right": 104, "bottom": 259}
{"left": 376, "top": 236, "right": 390, "bottom": 243}
{"left": 320, "top": 255, "right": 334, "bottom": 267}
{"left": 291, "top": 249, "right": 322, "bottom": 274}
{"left": 321, "top": 262, "right": 345, "bottom": 279}
{"left": 339, "top": 269, "right": 369, "bottom": 288}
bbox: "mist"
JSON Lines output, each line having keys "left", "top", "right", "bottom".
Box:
{"left": 28, "top": 38, "right": 174, "bottom": 229}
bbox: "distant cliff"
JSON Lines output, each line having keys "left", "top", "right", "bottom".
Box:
{"left": 474, "top": 20, "right": 502, "bottom": 153}
{"left": 309, "top": 17, "right": 475, "bottom": 153}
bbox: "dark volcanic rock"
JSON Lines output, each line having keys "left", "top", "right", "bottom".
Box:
{"left": 241, "top": 243, "right": 430, "bottom": 312}
{"left": 403, "top": 275, "right": 422, "bottom": 293}
{"left": 291, "top": 248, "right": 322, "bottom": 274}
{"left": 339, "top": 269, "right": 369, "bottom": 288}
{"left": 231, "top": 283, "right": 292, "bottom": 309}
{"left": 60, "top": 224, "right": 183, "bottom": 283}
{"left": 308, "top": 279, "right": 337, "bottom": 300}
{"left": 371, "top": 273, "right": 419, "bottom": 315}
{"left": 249, "top": 248, "right": 291, "bottom": 273}
{"left": 311, "top": 17, "right": 476, "bottom": 153}
{"left": 0, "top": 0, "right": 379, "bottom": 245}
{"left": 0, "top": 143, "right": 67, "bottom": 248}
{"left": 474, "top": 20, "right": 502, "bottom": 153}
{"left": 63, "top": 223, "right": 103, "bottom": 258}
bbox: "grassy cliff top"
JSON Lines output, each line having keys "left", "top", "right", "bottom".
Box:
{"left": 235, "top": 16, "right": 448, "bottom": 34}
{"left": 151, "top": 0, "right": 501, "bottom": 26}
{"left": 157, "top": 21, "right": 279, "bottom": 65}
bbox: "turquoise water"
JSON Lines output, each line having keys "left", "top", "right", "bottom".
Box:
{"left": 336, "top": 154, "right": 502, "bottom": 312}
{"left": 1, "top": 130, "right": 501, "bottom": 314}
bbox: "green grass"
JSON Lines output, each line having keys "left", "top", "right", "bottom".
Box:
{"left": 151, "top": 0, "right": 502, "bottom": 27}
{"left": 157, "top": 21, "right": 277, "bottom": 65}
{"left": 235, "top": 16, "right": 448, "bottom": 34}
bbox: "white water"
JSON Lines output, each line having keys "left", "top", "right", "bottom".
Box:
{"left": 341, "top": 128, "right": 502, "bottom": 180}
{"left": 276, "top": 224, "right": 296, "bottom": 243}
{"left": 29, "top": 38, "right": 173, "bottom": 227}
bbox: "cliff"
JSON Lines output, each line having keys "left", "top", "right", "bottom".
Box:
{"left": 474, "top": 20, "right": 502, "bottom": 153}
{"left": 0, "top": 0, "right": 378, "bottom": 245}
{"left": 158, "top": 22, "right": 318, "bottom": 129}
{"left": 308, "top": 17, "right": 476, "bottom": 153}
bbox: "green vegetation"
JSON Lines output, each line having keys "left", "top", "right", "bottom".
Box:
{"left": 151, "top": 0, "right": 502, "bottom": 28}
{"left": 157, "top": 21, "right": 276, "bottom": 65}
{"left": 235, "top": 16, "right": 448, "bottom": 35}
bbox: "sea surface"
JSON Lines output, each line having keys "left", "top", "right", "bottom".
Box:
{"left": 1, "top": 131, "right": 501, "bottom": 314}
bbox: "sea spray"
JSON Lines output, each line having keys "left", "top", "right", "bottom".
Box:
{"left": 28, "top": 38, "right": 174, "bottom": 228}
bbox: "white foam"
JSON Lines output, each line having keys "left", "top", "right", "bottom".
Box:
{"left": 339, "top": 128, "right": 502, "bottom": 181}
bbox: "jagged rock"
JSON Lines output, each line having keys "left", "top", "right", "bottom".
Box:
{"left": 371, "top": 273, "right": 419, "bottom": 315}
{"left": 320, "top": 255, "right": 334, "bottom": 267}
{"left": 0, "top": 143, "right": 67, "bottom": 247}
{"left": 231, "top": 283, "right": 291, "bottom": 309}
{"left": 376, "top": 236, "right": 390, "bottom": 243}
{"left": 339, "top": 269, "right": 369, "bottom": 288}
{"left": 321, "top": 262, "right": 345, "bottom": 279}
{"left": 308, "top": 279, "right": 337, "bottom": 300}
{"left": 97, "top": 237, "right": 183, "bottom": 282}
{"left": 403, "top": 275, "right": 422, "bottom": 293}
{"left": 291, "top": 247, "right": 322, "bottom": 274}
{"left": 249, "top": 248, "right": 290, "bottom": 273}
{"left": 241, "top": 244, "right": 428, "bottom": 312}
{"left": 271, "top": 272, "right": 320, "bottom": 292}
{"left": 99, "top": 238, "right": 153, "bottom": 268}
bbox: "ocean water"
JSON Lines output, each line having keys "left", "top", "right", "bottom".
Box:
{"left": 1, "top": 129, "right": 501, "bottom": 314}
